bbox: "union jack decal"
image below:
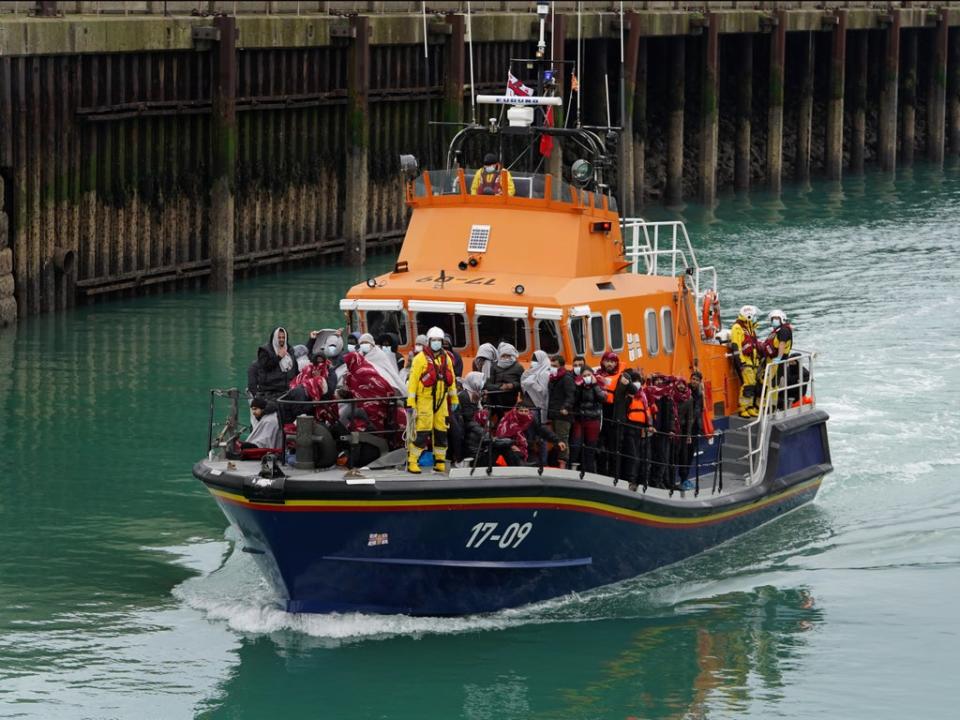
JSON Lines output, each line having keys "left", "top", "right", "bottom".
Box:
{"left": 368, "top": 533, "right": 389, "bottom": 547}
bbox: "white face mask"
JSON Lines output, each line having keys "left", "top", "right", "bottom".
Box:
{"left": 415, "top": 344, "right": 424, "bottom": 353}
{"left": 530, "top": 360, "right": 539, "bottom": 369}
{"left": 573, "top": 366, "right": 582, "bottom": 375}
{"left": 347, "top": 343, "right": 357, "bottom": 353}
{"left": 324, "top": 345, "right": 338, "bottom": 358}
{"left": 430, "top": 339, "right": 443, "bottom": 352}
{"left": 632, "top": 381, "right": 642, "bottom": 390}
{"left": 583, "top": 375, "right": 594, "bottom": 385}
{"left": 549, "top": 368, "right": 559, "bottom": 378}
{"left": 359, "top": 342, "right": 373, "bottom": 355}
{"left": 380, "top": 345, "right": 392, "bottom": 353}
{"left": 484, "top": 164, "right": 497, "bottom": 173}
{"left": 772, "top": 319, "right": 782, "bottom": 329}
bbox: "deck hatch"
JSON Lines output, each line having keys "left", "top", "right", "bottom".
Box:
{"left": 467, "top": 224, "right": 491, "bottom": 253}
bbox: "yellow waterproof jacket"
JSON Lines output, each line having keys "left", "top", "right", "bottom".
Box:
{"left": 730, "top": 318, "right": 759, "bottom": 366}
{"left": 406, "top": 350, "right": 459, "bottom": 410}
{"left": 470, "top": 168, "right": 516, "bottom": 196}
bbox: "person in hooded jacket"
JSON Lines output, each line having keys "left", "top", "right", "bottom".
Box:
{"left": 254, "top": 327, "right": 299, "bottom": 399}
{"left": 730, "top": 305, "right": 761, "bottom": 417}
{"left": 442, "top": 334, "right": 464, "bottom": 378}
{"left": 594, "top": 351, "right": 623, "bottom": 475}
{"left": 547, "top": 354, "right": 577, "bottom": 469}
{"left": 473, "top": 343, "right": 499, "bottom": 379}
{"left": 484, "top": 342, "right": 523, "bottom": 413}
{"left": 376, "top": 332, "right": 406, "bottom": 371}
{"left": 571, "top": 366, "right": 606, "bottom": 474}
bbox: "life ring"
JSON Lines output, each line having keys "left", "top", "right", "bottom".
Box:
{"left": 701, "top": 290, "right": 721, "bottom": 339}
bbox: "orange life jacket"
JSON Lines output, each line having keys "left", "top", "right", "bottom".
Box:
{"left": 627, "top": 394, "right": 651, "bottom": 425}
{"left": 599, "top": 371, "right": 622, "bottom": 404}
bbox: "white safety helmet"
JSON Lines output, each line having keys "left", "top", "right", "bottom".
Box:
{"left": 739, "top": 305, "right": 759, "bottom": 322}
{"left": 426, "top": 326, "right": 445, "bottom": 341}
{"left": 768, "top": 309, "right": 787, "bottom": 323}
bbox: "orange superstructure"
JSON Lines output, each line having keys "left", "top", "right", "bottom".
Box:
{"left": 342, "top": 167, "right": 738, "bottom": 418}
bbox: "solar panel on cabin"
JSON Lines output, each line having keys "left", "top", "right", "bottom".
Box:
{"left": 467, "top": 225, "right": 491, "bottom": 253}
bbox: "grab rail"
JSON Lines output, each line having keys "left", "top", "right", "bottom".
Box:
{"left": 621, "top": 219, "right": 717, "bottom": 315}
{"left": 740, "top": 350, "right": 818, "bottom": 484}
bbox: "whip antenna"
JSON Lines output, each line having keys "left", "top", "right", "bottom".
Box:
{"left": 467, "top": 1, "right": 477, "bottom": 125}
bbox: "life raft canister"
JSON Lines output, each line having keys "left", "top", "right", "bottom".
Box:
{"left": 701, "top": 290, "right": 721, "bottom": 339}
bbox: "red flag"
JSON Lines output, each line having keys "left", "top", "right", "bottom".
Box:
{"left": 539, "top": 105, "right": 554, "bottom": 158}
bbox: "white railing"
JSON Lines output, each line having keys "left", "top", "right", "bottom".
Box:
{"left": 621, "top": 218, "right": 717, "bottom": 312}
{"left": 742, "top": 350, "right": 818, "bottom": 485}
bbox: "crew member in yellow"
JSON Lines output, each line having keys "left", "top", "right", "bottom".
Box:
{"left": 406, "top": 326, "right": 459, "bottom": 473}
{"left": 470, "top": 153, "right": 516, "bottom": 196}
{"left": 763, "top": 309, "right": 794, "bottom": 409}
{"left": 730, "top": 305, "right": 761, "bottom": 417}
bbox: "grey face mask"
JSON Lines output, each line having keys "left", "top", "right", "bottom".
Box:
{"left": 430, "top": 339, "right": 443, "bottom": 352}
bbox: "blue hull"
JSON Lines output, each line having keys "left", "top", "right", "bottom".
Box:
{"left": 196, "top": 411, "right": 831, "bottom": 615}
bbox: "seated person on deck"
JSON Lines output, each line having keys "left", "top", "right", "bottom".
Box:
{"left": 243, "top": 397, "right": 283, "bottom": 450}
{"left": 470, "top": 153, "right": 516, "bottom": 196}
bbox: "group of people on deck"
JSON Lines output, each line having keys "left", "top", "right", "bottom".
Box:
{"left": 240, "top": 318, "right": 806, "bottom": 492}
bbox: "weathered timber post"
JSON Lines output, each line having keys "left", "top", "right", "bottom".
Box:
{"left": 0, "top": 58, "right": 15, "bottom": 327}
{"left": 699, "top": 12, "right": 719, "bottom": 205}
{"left": 950, "top": 28, "right": 960, "bottom": 156}
{"left": 443, "top": 14, "right": 465, "bottom": 144}
{"left": 826, "top": 10, "right": 847, "bottom": 181}
{"left": 622, "top": 12, "right": 643, "bottom": 217}
{"left": 344, "top": 15, "right": 370, "bottom": 267}
{"left": 901, "top": 28, "right": 917, "bottom": 167}
{"left": 767, "top": 10, "right": 786, "bottom": 194}
{"left": 735, "top": 34, "right": 752, "bottom": 192}
{"left": 210, "top": 14, "right": 237, "bottom": 293}
{"left": 851, "top": 31, "right": 868, "bottom": 174}
{"left": 35, "top": 1, "right": 58, "bottom": 17}
{"left": 796, "top": 32, "right": 814, "bottom": 183}
{"left": 927, "top": 9, "right": 948, "bottom": 164}
{"left": 547, "top": 13, "right": 566, "bottom": 184}
{"left": 878, "top": 11, "right": 901, "bottom": 172}
{"left": 666, "top": 36, "right": 685, "bottom": 206}
{"left": 633, "top": 36, "right": 647, "bottom": 212}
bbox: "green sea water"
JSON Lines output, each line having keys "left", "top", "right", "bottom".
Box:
{"left": 1, "top": 165, "right": 959, "bottom": 719}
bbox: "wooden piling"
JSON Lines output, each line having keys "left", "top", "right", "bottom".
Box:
{"left": 851, "top": 31, "right": 868, "bottom": 174}
{"left": 796, "top": 32, "right": 814, "bottom": 184}
{"left": 633, "top": 36, "right": 647, "bottom": 212}
{"left": 879, "top": 11, "right": 901, "bottom": 172}
{"left": 443, "top": 14, "right": 465, "bottom": 143}
{"left": 210, "top": 14, "right": 236, "bottom": 292}
{"left": 734, "top": 34, "right": 752, "bottom": 193}
{"left": 666, "top": 36, "right": 685, "bottom": 206}
{"left": 825, "top": 11, "right": 846, "bottom": 181}
{"left": 699, "top": 12, "right": 719, "bottom": 206}
{"left": 623, "top": 11, "right": 643, "bottom": 216}
{"left": 767, "top": 10, "right": 786, "bottom": 194}
{"left": 928, "top": 10, "right": 948, "bottom": 164}
{"left": 344, "top": 15, "right": 370, "bottom": 267}
{"left": 950, "top": 28, "right": 960, "bottom": 157}
{"left": 901, "top": 28, "right": 917, "bottom": 167}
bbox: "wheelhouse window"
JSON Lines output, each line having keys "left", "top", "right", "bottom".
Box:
{"left": 607, "top": 312, "right": 624, "bottom": 352}
{"left": 476, "top": 315, "right": 529, "bottom": 353}
{"left": 661, "top": 307, "right": 675, "bottom": 354}
{"left": 415, "top": 312, "right": 469, "bottom": 349}
{"left": 644, "top": 309, "right": 660, "bottom": 356}
{"left": 535, "top": 319, "right": 562, "bottom": 355}
{"left": 569, "top": 317, "right": 586, "bottom": 355}
{"left": 589, "top": 314, "right": 605, "bottom": 354}
{"left": 365, "top": 310, "right": 409, "bottom": 346}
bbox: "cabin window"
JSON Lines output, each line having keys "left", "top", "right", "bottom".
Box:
{"left": 607, "top": 312, "right": 624, "bottom": 352}
{"left": 589, "top": 314, "right": 605, "bottom": 354}
{"left": 476, "top": 315, "right": 529, "bottom": 353}
{"left": 365, "top": 310, "right": 409, "bottom": 346}
{"left": 569, "top": 317, "right": 586, "bottom": 355}
{"left": 661, "top": 307, "right": 675, "bottom": 354}
{"left": 415, "top": 312, "right": 469, "bottom": 349}
{"left": 644, "top": 309, "right": 660, "bottom": 356}
{"left": 535, "top": 319, "right": 562, "bottom": 355}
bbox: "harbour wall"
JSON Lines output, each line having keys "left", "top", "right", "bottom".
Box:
{"left": 1, "top": 1, "right": 959, "bottom": 324}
